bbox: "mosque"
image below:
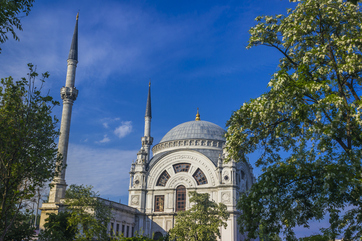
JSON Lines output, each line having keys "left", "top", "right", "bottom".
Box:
{"left": 40, "top": 14, "right": 256, "bottom": 241}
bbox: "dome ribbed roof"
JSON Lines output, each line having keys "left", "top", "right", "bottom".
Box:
{"left": 160, "top": 120, "right": 225, "bottom": 143}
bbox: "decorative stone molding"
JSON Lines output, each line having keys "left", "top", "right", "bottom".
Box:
{"left": 131, "top": 195, "right": 140, "bottom": 205}
{"left": 149, "top": 153, "right": 216, "bottom": 187}
{"left": 152, "top": 139, "right": 225, "bottom": 154}
{"left": 133, "top": 175, "right": 141, "bottom": 188}
{"left": 67, "top": 59, "right": 78, "bottom": 66}
{"left": 222, "top": 170, "right": 230, "bottom": 184}
{"left": 167, "top": 174, "right": 195, "bottom": 188}
{"left": 221, "top": 191, "right": 231, "bottom": 204}
{"left": 60, "top": 86, "right": 78, "bottom": 101}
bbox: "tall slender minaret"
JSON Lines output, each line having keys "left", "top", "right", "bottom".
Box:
{"left": 141, "top": 82, "right": 153, "bottom": 161}
{"left": 48, "top": 13, "right": 79, "bottom": 203}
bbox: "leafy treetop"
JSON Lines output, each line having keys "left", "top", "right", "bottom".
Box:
{"left": 226, "top": 0, "right": 362, "bottom": 240}
{"left": 169, "top": 191, "right": 229, "bottom": 241}
{"left": 64, "top": 184, "right": 112, "bottom": 241}
{"left": 0, "top": 63, "right": 59, "bottom": 241}
{"left": 0, "top": 0, "right": 35, "bottom": 53}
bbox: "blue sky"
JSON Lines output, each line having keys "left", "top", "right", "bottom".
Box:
{"left": 0, "top": 0, "right": 328, "bottom": 237}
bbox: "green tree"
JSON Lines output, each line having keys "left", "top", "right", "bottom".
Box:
{"left": 299, "top": 234, "right": 330, "bottom": 241}
{"left": 0, "top": 64, "right": 59, "bottom": 241}
{"left": 169, "top": 191, "right": 229, "bottom": 241}
{"left": 2, "top": 209, "right": 35, "bottom": 241}
{"left": 348, "top": 0, "right": 359, "bottom": 4}
{"left": 0, "top": 0, "right": 35, "bottom": 53}
{"left": 259, "top": 224, "right": 282, "bottom": 241}
{"left": 226, "top": 0, "right": 362, "bottom": 240}
{"left": 65, "top": 184, "right": 112, "bottom": 241}
{"left": 39, "top": 211, "right": 77, "bottom": 241}
{"left": 111, "top": 232, "right": 167, "bottom": 241}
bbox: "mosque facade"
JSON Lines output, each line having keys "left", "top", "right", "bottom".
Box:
{"left": 40, "top": 14, "right": 256, "bottom": 241}
{"left": 126, "top": 85, "right": 256, "bottom": 240}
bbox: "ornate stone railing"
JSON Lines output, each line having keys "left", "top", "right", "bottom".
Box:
{"left": 152, "top": 139, "right": 225, "bottom": 154}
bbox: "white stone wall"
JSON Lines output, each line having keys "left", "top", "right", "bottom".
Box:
{"left": 101, "top": 199, "right": 138, "bottom": 238}
{"left": 128, "top": 147, "right": 255, "bottom": 240}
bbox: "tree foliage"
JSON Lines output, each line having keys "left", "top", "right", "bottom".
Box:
{"left": 0, "top": 64, "right": 59, "bottom": 241}
{"left": 226, "top": 0, "right": 362, "bottom": 240}
{"left": 110, "top": 232, "right": 168, "bottom": 241}
{"left": 0, "top": 0, "right": 35, "bottom": 53}
{"left": 40, "top": 185, "right": 112, "bottom": 241}
{"left": 64, "top": 184, "right": 112, "bottom": 241}
{"left": 1, "top": 209, "right": 35, "bottom": 241}
{"left": 39, "top": 211, "right": 77, "bottom": 241}
{"left": 169, "top": 191, "right": 229, "bottom": 241}
{"left": 348, "top": 0, "right": 359, "bottom": 4}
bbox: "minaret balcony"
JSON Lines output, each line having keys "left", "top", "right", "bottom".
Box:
{"left": 141, "top": 136, "right": 153, "bottom": 146}
{"left": 60, "top": 86, "right": 78, "bottom": 101}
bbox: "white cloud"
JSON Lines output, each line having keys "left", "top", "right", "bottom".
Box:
{"left": 101, "top": 117, "right": 121, "bottom": 129}
{"left": 97, "top": 134, "right": 110, "bottom": 143}
{"left": 114, "top": 121, "right": 132, "bottom": 138}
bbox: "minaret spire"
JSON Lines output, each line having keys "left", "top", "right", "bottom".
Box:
{"left": 68, "top": 12, "right": 78, "bottom": 62}
{"left": 145, "top": 81, "right": 151, "bottom": 119}
{"left": 142, "top": 81, "right": 153, "bottom": 161}
{"left": 48, "top": 13, "right": 79, "bottom": 203}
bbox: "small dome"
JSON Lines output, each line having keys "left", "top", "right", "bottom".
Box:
{"left": 160, "top": 120, "right": 225, "bottom": 143}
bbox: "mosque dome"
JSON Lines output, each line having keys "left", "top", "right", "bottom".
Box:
{"left": 151, "top": 118, "right": 226, "bottom": 160}
{"left": 160, "top": 120, "right": 225, "bottom": 143}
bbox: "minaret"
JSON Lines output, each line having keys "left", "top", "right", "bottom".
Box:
{"left": 141, "top": 82, "right": 153, "bottom": 161}
{"left": 128, "top": 83, "right": 152, "bottom": 228}
{"left": 48, "top": 13, "right": 79, "bottom": 203}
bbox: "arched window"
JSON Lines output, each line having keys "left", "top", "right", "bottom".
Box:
{"left": 193, "top": 168, "right": 208, "bottom": 185}
{"left": 156, "top": 171, "right": 170, "bottom": 186}
{"left": 176, "top": 185, "right": 186, "bottom": 212}
{"left": 173, "top": 163, "right": 191, "bottom": 173}
{"left": 240, "top": 170, "right": 245, "bottom": 179}
{"left": 154, "top": 232, "right": 163, "bottom": 240}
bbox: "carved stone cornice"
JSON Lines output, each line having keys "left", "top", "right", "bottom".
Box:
{"left": 152, "top": 139, "right": 225, "bottom": 154}
{"left": 60, "top": 86, "right": 78, "bottom": 102}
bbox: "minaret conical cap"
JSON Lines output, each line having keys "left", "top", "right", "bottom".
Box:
{"left": 145, "top": 81, "right": 151, "bottom": 118}
{"left": 68, "top": 13, "right": 79, "bottom": 61}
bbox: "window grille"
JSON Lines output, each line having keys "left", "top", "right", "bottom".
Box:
{"left": 156, "top": 170, "right": 170, "bottom": 186}
{"left": 176, "top": 185, "right": 186, "bottom": 211}
{"left": 154, "top": 195, "right": 165, "bottom": 212}
{"left": 173, "top": 163, "right": 191, "bottom": 173}
{"left": 193, "top": 168, "right": 208, "bottom": 185}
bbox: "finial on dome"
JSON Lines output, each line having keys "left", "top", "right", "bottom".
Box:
{"left": 195, "top": 108, "right": 200, "bottom": 121}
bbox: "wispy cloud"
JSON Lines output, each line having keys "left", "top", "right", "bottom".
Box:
{"left": 66, "top": 144, "right": 137, "bottom": 198}
{"left": 97, "top": 134, "right": 110, "bottom": 143}
{"left": 101, "top": 117, "right": 121, "bottom": 129}
{"left": 114, "top": 121, "right": 132, "bottom": 138}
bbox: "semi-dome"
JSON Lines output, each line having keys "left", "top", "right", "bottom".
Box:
{"left": 160, "top": 120, "right": 225, "bottom": 143}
